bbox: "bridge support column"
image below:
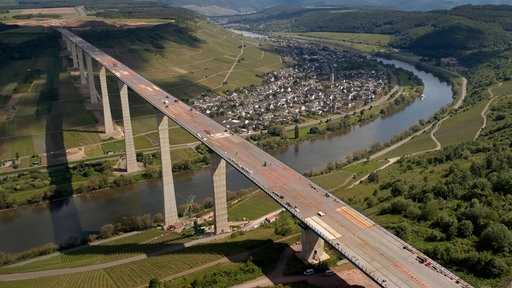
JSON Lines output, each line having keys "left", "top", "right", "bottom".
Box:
{"left": 85, "top": 54, "right": 98, "bottom": 104}
{"left": 64, "top": 38, "right": 71, "bottom": 52}
{"left": 99, "top": 66, "right": 114, "bottom": 135}
{"left": 71, "top": 43, "right": 78, "bottom": 68}
{"left": 118, "top": 81, "right": 138, "bottom": 172}
{"left": 210, "top": 153, "right": 228, "bottom": 234}
{"left": 77, "top": 47, "right": 86, "bottom": 85}
{"left": 156, "top": 110, "right": 179, "bottom": 226}
{"left": 301, "top": 228, "right": 330, "bottom": 264}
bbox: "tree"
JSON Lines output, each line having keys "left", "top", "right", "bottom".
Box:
{"left": 0, "top": 190, "right": 13, "bottom": 209}
{"left": 136, "top": 152, "right": 144, "bottom": 162}
{"left": 294, "top": 124, "right": 299, "bottom": 139}
{"left": 457, "top": 220, "right": 474, "bottom": 238}
{"left": 479, "top": 223, "right": 512, "bottom": 253}
{"left": 394, "top": 223, "right": 412, "bottom": 241}
{"left": 390, "top": 181, "right": 406, "bottom": 197}
{"left": 100, "top": 224, "right": 115, "bottom": 238}
{"left": 154, "top": 213, "right": 164, "bottom": 224}
{"left": 148, "top": 278, "right": 162, "bottom": 288}
{"left": 268, "top": 124, "right": 285, "bottom": 138}
{"left": 309, "top": 126, "right": 320, "bottom": 134}
{"left": 203, "top": 197, "right": 214, "bottom": 209}
{"left": 368, "top": 172, "right": 379, "bottom": 183}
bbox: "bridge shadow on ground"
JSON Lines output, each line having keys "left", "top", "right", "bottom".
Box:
{"left": 45, "top": 41, "right": 90, "bottom": 250}
{"left": 58, "top": 237, "right": 366, "bottom": 287}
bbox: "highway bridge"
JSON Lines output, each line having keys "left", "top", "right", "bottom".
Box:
{"left": 57, "top": 28, "right": 472, "bottom": 288}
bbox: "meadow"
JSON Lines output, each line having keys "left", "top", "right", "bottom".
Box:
{"left": 434, "top": 99, "right": 486, "bottom": 146}
{"left": 227, "top": 190, "right": 281, "bottom": 221}
{"left": 282, "top": 32, "right": 393, "bottom": 53}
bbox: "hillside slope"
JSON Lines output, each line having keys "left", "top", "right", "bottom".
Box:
{"left": 162, "top": 0, "right": 512, "bottom": 15}
{"left": 222, "top": 5, "right": 512, "bottom": 60}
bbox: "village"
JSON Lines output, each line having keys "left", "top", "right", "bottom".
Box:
{"left": 192, "top": 41, "right": 391, "bottom": 132}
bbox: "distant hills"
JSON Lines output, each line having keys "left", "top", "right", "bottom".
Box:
{"left": 221, "top": 5, "right": 512, "bottom": 61}
{"left": 161, "top": 0, "right": 512, "bottom": 15}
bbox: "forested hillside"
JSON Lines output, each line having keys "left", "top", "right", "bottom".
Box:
{"left": 223, "top": 5, "right": 512, "bottom": 59}
{"left": 161, "top": 0, "right": 512, "bottom": 14}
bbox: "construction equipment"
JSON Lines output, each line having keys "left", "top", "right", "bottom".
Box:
{"left": 183, "top": 195, "right": 196, "bottom": 219}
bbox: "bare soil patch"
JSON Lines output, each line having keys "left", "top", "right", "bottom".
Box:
{"left": 173, "top": 67, "right": 189, "bottom": 74}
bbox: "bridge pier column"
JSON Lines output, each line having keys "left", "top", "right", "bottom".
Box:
{"left": 301, "top": 228, "right": 330, "bottom": 264}
{"left": 210, "top": 153, "right": 228, "bottom": 234}
{"left": 85, "top": 54, "right": 98, "bottom": 104}
{"left": 64, "top": 37, "right": 71, "bottom": 52}
{"left": 118, "top": 81, "right": 138, "bottom": 172}
{"left": 156, "top": 110, "right": 179, "bottom": 226}
{"left": 99, "top": 66, "right": 114, "bottom": 135}
{"left": 77, "top": 47, "right": 86, "bottom": 85}
{"left": 71, "top": 43, "right": 78, "bottom": 68}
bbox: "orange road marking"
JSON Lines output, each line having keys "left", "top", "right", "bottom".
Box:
{"left": 336, "top": 207, "right": 373, "bottom": 228}
{"left": 395, "top": 263, "right": 432, "bottom": 288}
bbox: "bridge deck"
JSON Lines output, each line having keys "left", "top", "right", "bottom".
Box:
{"left": 57, "top": 28, "right": 471, "bottom": 288}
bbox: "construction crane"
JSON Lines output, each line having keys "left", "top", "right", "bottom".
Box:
{"left": 183, "top": 195, "right": 196, "bottom": 219}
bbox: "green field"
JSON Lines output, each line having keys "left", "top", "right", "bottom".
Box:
{"left": 493, "top": 80, "right": 512, "bottom": 97}
{"left": 312, "top": 169, "right": 355, "bottom": 190}
{"left": 379, "top": 131, "right": 437, "bottom": 159}
{"left": 228, "top": 190, "right": 281, "bottom": 221}
{"left": 283, "top": 32, "right": 393, "bottom": 53}
{"left": 435, "top": 100, "right": 486, "bottom": 147}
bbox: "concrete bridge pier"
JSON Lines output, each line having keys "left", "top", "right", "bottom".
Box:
{"left": 156, "top": 111, "right": 179, "bottom": 227}
{"left": 301, "top": 228, "right": 330, "bottom": 264}
{"left": 118, "top": 81, "right": 138, "bottom": 172}
{"left": 64, "top": 37, "right": 71, "bottom": 52}
{"left": 210, "top": 153, "right": 228, "bottom": 234}
{"left": 77, "top": 47, "right": 86, "bottom": 85}
{"left": 98, "top": 65, "right": 114, "bottom": 135}
{"left": 85, "top": 54, "right": 98, "bottom": 104}
{"left": 70, "top": 43, "right": 78, "bottom": 68}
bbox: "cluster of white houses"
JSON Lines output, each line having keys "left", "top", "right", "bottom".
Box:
{"left": 193, "top": 42, "right": 389, "bottom": 131}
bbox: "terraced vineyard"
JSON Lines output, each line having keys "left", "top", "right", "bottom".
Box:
{"left": 0, "top": 228, "right": 277, "bottom": 288}
{"left": 1, "top": 230, "right": 187, "bottom": 273}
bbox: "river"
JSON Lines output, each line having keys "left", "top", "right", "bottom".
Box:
{"left": 0, "top": 59, "right": 453, "bottom": 253}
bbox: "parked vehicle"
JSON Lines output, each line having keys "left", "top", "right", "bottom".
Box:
{"left": 324, "top": 269, "right": 334, "bottom": 276}
{"left": 304, "top": 269, "right": 314, "bottom": 275}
